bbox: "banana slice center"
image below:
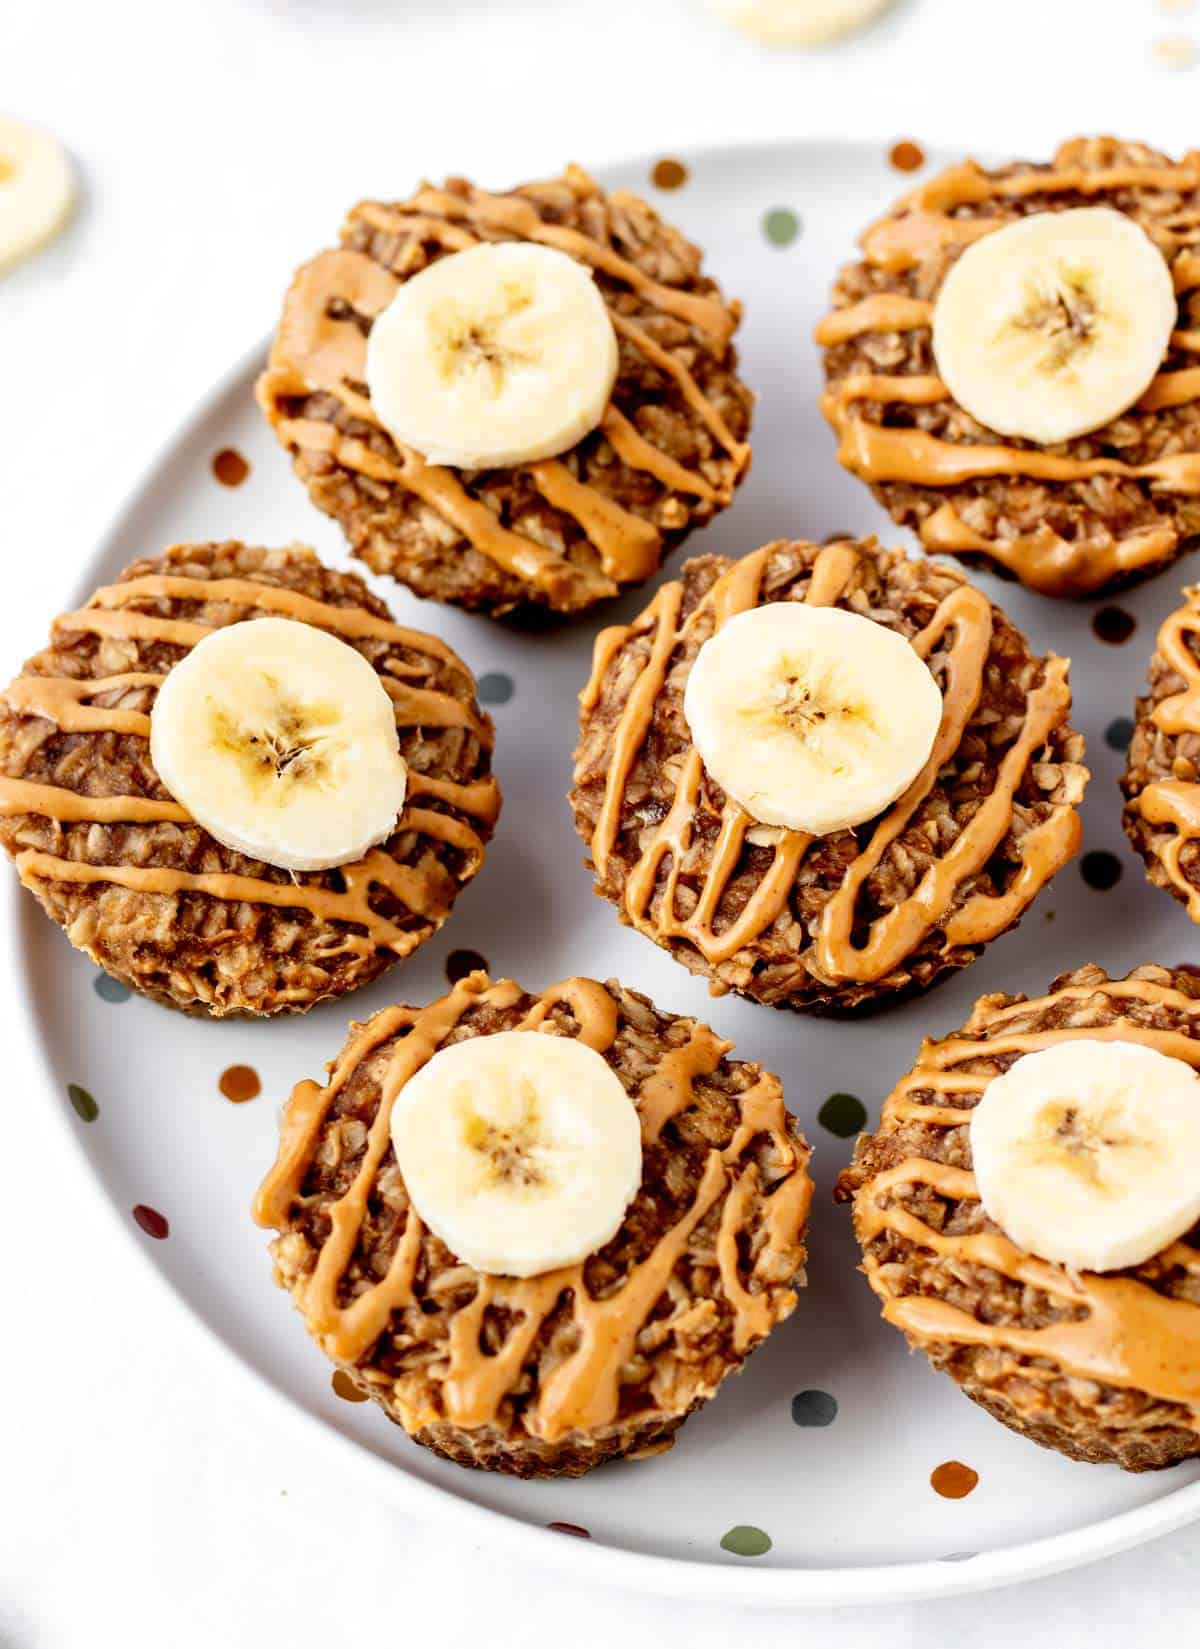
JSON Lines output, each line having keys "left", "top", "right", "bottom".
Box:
{"left": 150, "top": 617, "right": 408, "bottom": 873}
{"left": 391, "top": 1030, "right": 643, "bottom": 1278}
{"left": 970, "top": 1039, "right": 1200, "bottom": 1272}
{"left": 932, "top": 207, "right": 1176, "bottom": 445}
{"left": 366, "top": 241, "right": 619, "bottom": 471}
{"left": 683, "top": 602, "right": 943, "bottom": 836}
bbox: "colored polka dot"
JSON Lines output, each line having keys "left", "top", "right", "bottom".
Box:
{"left": 132, "top": 1204, "right": 169, "bottom": 1240}
{"left": 651, "top": 157, "right": 689, "bottom": 191}
{"left": 477, "top": 672, "right": 514, "bottom": 706}
{"left": 1081, "top": 850, "right": 1123, "bottom": 891}
{"left": 763, "top": 208, "right": 800, "bottom": 248}
{"left": 67, "top": 1082, "right": 99, "bottom": 1122}
{"left": 93, "top": 974, "right": 130, "bottom": 1004}
{"left": 818, "top": 1091, "right": 867, "bottom": 1138}
{"left": 931, "top": 1460, "right": 979, "bottom": 1499}
{"left": 889, "top": 139, "right": 925, "bottom": 172}
{"left": 548, "top": 1520, "right": 592, "bottom": 1539}
{"left": 721, "top": 1525, "right": 772, "bottom": 1557}
{"left": 331, "top": 1370, "right": 369, "bottom": 1403}
{"left": 219, "top": 1064, "right": 261, "bottom": 1103}
{"left": 791, "top": 1389, "right": 838, "bottom": 1427}
{"left": 212, "top": 447, "right": 250, "bottom": 487}
{"left": 1091, "top": 605, "right": 1136, "bottom": 645}
{"left": 1105, "top": 716, "right": 1135, "bottom": 752}
{"left": 446, "top": 948, "right": 489, "bottom": 984}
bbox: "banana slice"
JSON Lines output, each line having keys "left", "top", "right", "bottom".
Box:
{"left": 391, "top": 1030, "right": 643, "bottom": 1277}
{"left": 365, "top": 241, "right": 619, "bottom": 470}
{"left": 706, "top": 0, "right": 893, "bottom": 45}
{"left": 971, "top": 1039, "right": 1200, "bottom": 1273}
{"left": 683, "top": 602, "right": 943, "bottom": 835}
{"left": 0, "top": 115, "right": 76, "bottom": 273}
{"left": 149, "top": 617, "right": 408, "bottom": 872}
{"left": 932, "top": 207, "right": 1176, "bottom": 445}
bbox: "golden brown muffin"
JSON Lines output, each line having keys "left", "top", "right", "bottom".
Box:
{"left": 819, "top": 137, "right": 1200, "bottom": 597}
{"left": 0, "top": 542, "right": 499, "bottom": 1016}
{"left": 254, "top": 971, "right": 812, "bottom": 1478}
{"left": 837, "top": 963, "right": 1200, "bottom": 1471}
{"left": 258, "top": 167, "right": 753, "bottom": 619}
{"left": 571, "top": 537, "right": 1088, "bottom": 1016}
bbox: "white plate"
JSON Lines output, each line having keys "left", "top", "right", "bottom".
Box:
{"left": 13, "top": 138, "right": 1200, "bottom": 1607}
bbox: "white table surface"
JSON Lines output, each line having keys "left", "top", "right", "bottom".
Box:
{"left": 4, "top": 0, "right": 1200, "bottom": 1642}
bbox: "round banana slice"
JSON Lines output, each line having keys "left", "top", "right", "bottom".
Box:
{"left": 149, "top": 617, "right": 408, "bottom": 872}
{"left": 365, "top": 241, "right": 619, "bottom": 471}
{"left": 971, "top": 1039, "right": 1200, "bottom": 1273}
{"left": 0, "top": 115, "right": 76, "bottom": 273}
{"left": 683, "top": 602, "right": 943, "bottom": 835}
{"left": 706, "top": 0, "right": 893, "bottom": 44}
{"left": 391, "top": 1030, "right": 643, "bottom": 1278}
{"left": 932, "top": 207, "right": 1176, "bottom": 445}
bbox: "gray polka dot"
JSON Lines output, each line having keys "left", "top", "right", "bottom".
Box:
{"left": 94, "top": 974, "right": 131, "bottom": 1004}
{"left": 791, "top": 1389, "right": 838, "bottom": 1427}
{"left": 477, "top": 672, "right": 514, "bottom": 706}
{"left": 940, "top": 1551, "right": 978, "bottom": 1564}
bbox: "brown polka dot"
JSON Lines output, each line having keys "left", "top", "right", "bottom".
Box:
{"left": 548, "top": 1521, "right": 591, "bottom": 1538}
{"left": 931, "top": 1460, "right": 979, "bottom": 1499}
{"left": 132, "top": 1204, "right": 169, "bottom": 1240}
{"left": 1091, "top": 605, "right": 1136, "bottom": 645}
{"left": 651, "top": 157, "right": 689, "bottom": 192}
{"left": 219, "top": 1064, "right": 261, "bottom": 1103}
{"left": 212, "top": 447, "right": 250, "bottom": 487}
{"left": 331, "top": 1370, "right": 369, "bottom": 1403}
{"left": 446, "top": 948, "right": 489, "bottom": 984}
{"left": 889, "top": 140, "right": 925, "bottom": 173}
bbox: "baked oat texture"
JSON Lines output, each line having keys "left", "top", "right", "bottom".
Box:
{"left": 837, "top": 963, "right": 1200, "bottom": 1471}
{"left": 0, "top": 542, "right": 498, "bottom": 1017}
{"left": 821, "top": 136, "right": 1200, "bottom": 597}
{"left": 570, "top": 537, "right": 1088, "bottom": 1016}
{"left": 263, "top": 975, "right": 812, "bottom": 1478}
{"left": 258, "top": 167, "right": 753, "bottom": 618}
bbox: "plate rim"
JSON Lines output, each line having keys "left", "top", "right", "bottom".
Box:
{"left": 14, "top": 136, "right": 1200, "bottom": 1607}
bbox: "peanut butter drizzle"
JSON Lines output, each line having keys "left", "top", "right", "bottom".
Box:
{"left": 854, "top": 977, "right": 1200, "bottom": 1416}
{"left": 261, "top": 184, "right": 745, "bottom": 595}
{"left": 254, "top": 973, "right": 809, "bottom": 1442}
{"left": 819, "top": 156, "right": 1200, "bottom": 590}
{"left": 586, "top": 542, "right": 1074, "bottom": 983}
{"left": 1131, "top": 592, "right": 1200, "bottom": 915}
{"left": 2, "top": 575, "right": 498, "bottom": 952}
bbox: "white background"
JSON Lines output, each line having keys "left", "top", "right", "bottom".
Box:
{"left": 3, "top": 0, "right": 1200, "bottom": 1643}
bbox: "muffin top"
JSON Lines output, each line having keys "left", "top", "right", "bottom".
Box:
{"left": 571, "top": 537, "right": 1088, "bottom": 1014}
{"left": 254, "top": 972, "right": 811, "bottom": 1448}
{"left": 1123, "top": 584, "right": 1200, "bottom": 918}
{"left": 836, "top": 964, "right": 1200, "bottom": 1447}
{"left": 0, "top": 542, "right": 499, "bottom": 1016}
{"left": 819, "top": 137, "right": 1200, "bottom": 597}
{"left": 258, "top": 167, "right": 752, "bottom": 617}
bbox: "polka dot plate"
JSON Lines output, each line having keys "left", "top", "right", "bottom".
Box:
{"left": 13, "top": 140, "right": 1200, "bottom": 1607}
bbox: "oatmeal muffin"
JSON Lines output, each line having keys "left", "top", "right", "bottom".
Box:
{"left": 257, "top": 166, "right": 753, "bottom": 619}
{"left": 819, "top": 137, "right": 1200, "bottom": 597}
{"left": 571, "top": 537, "right": 1088, "bottom": 1016}
{"left": 0, "top": 542, "right": 500, "bottom": 1016}
{"left": 837, "top": 963, "right": 1200, "bottom": 1471}
{"left": 1123, "top": 585, "right": 1200, "bottom": 918}
{"left": 254, "top": 971, "right": 812, "bottom": 1478}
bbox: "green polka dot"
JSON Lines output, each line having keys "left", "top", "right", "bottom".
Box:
{"left": 68, "top": 1083, "right": 99, "bottom": 1123}
{"left": 818, "top": 1092, "right": 866, "bottom": 1138}
{"left": 93, "top": 974, "right": 131, "bottom": 1004}
{"left": 763, "top": 208, "right": 800, "bottom": 247}
{"left": 721, "top": 1525, "right": 772, "bottom": 1557}
{"left": 1105, "top": 716, "right": 1135, "bottom": 752}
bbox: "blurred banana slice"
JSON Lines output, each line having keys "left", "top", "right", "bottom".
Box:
{"left": 0, "top": 115, "right": 75, "bottom": 273}
{"left": 683, "top": 602, "right": 943, "bottom": 835}
{"left": 366, "top": 241, "right": 619, "bottom": 470}
{"left": 970, "top": 1039, "right": 1200, "bottom": 1272}
{"left": 706, "top": 0, "right": 893, "bottom": 45}
{"left": 932, "top": 207, "right": 1176, "bottom": 444}
{"left": 150, "top": 617, "right": 408, "bottom": 872}
{"left": 391, "top": 1030, "right": 643, "bottom": 1277}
